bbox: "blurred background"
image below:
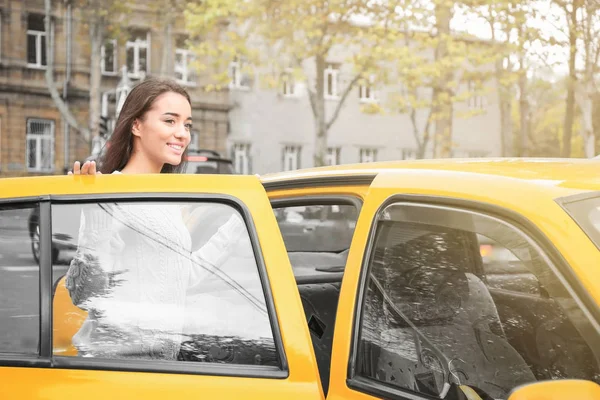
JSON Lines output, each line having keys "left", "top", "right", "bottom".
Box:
{"left": 1, "top": 0, "right": 598, "bottom": 178}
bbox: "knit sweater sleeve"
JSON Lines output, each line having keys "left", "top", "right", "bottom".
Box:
{"left": 188, "top": 213, "right": 247, "bottom": 287}
{"left": 65, "top": 205, "right": 119, "bottom": 309}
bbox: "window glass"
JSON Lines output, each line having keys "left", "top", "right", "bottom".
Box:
{"left": 51, "top": 201, "right": 279, "bottom": 367}
{"left": 0, "top": 204, "right": 40, "bottom": 355}
{"left": 274, "top": 204, "right": 358, "bottom": 254}
{"left": 356, "top": 203, "right": 600, "bottom": 400}
{"left": 560, "top": 194, "right": 600, "bottom": 251}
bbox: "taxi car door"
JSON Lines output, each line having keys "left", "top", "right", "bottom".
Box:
{"left": 0, "top": 174, "right": 323, "bottom": 399}
{"left": 326, "top": 171, "right": 600, "bottom": 400}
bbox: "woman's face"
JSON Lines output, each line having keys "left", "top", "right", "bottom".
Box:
{"left": 132, "top": 91, "right": 192, "bottom": 169}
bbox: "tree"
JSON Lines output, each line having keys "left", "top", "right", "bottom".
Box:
{"left": 549, "top": 0, "right": 582, "bottom": 157}
{"left": 574, "top": 0, "right": 600, "bottom": 157}
{"left": 520, "top": 77, "right": 584, "bottom": 158}
{"left": 359, "top": 0, "right": 495, "bottom": 159}
{"left": 185, "top": 0, "right": 402, "bottom": 166}
{"left": 44, "top": 0, "right": 130, "bottom": 148}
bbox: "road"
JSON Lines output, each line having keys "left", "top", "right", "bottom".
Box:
{"left": 0, "top": 214, "right": 70, "bottom": 354}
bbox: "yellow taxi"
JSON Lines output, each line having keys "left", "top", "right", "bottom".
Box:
{"left": 1, "top": 158, "right": 599, "bottom": 400}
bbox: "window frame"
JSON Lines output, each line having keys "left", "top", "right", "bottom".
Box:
{"left": 326, "top": 147, "right": 341, "bottom": 166}
{"left": 229, "top": 57, "right": 251, "bottom": 91}
{"left": 358, "top": 77, "right": 378, "bottom": 104}
{"left": 0, "top": 193, "right": 289, "bottom": 379}
{"left": 281, "top": 68, "right": 296, "bottom": 97}
{"left": 101, "top": 39, "right": 117, "bottom": 76}
{"left": 359, "top": 148, "right": 377, "bottom": 163}
{"left": 174, "top": 48, "right": 196, "bottom": 86}
{"left": 126, "top": 32, "right": 150, "bottom": 80}
{"left": 26, "top": 14, "right": 48, "bottom": 69}
{"left": 324, "top": 64, "right": 340, "bottom": 100}
{"left": 232, "top": 143, "right": 251, "bottom": 175}
{"left": 346, "top": 194, "right": 600, "bottom": 399}
{"left": 26, "top": 118, "right": 55, "bottom": 173}
{"left": 282, "top": 145, "right": 301, "bottom": 171}
{"left": 467, "top": 79, "right": 485, "bottom": 110}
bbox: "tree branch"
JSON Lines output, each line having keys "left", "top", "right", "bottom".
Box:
{"left": 45, "top": 0, "right": 90, "bottom": 142}
{"left": 325, "top": 72, "right": 362, "bottom": 131}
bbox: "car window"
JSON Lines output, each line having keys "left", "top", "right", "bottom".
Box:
{"left": 0, "top": 203, "right": 40, "bottom": 355}
{"left": 479, "top": 234, "right": 542, "bottom": 295}
{"left": 560, "top": 194, "right": 600, "bottom": 251}
{"left": 354, "top": 202, "right": 600, "bottom": 400}
{"left": 51, "top": 200, "right": 280, "bottom": 368}
{"left": 273, "top": 204, "right": 358, "bottom": 253}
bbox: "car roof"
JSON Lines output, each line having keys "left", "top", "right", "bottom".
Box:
{"left": 260, "top": 157, "right": 600, "bottom": 199}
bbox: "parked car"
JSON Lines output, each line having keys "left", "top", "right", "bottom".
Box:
{"left": 2, "top": 158, "right": 600, "bottom": 400}
{"left": 184, "top": 149, "right": 234, "bottom": 174}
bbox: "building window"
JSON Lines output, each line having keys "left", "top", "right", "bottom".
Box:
{"left": 324, "top": 64, "right": 340, "bottom": 100}
{"left": 401, "top": 148, "right": 417, "bottom": 160}
{"left": 233, "top": 143, "right": 251, "bottom": 175}
{"left": 359, "top": 148, "right": 377, "bottom": 163}
{"left": 468, "top": 80, "right": 485, "bottom": 109}
{"left": 358, "top": 77, "right": 377, "bottom": 103}
{"left": 175, "top": 48, "right": 196, "bottom": 85}
{"left": 101, "top": 39, "right": 117, "bottom": 75}
{"left": 126, "top": 31, "right": 149, "bottom": 79}
{"left": 27, "top": 14, "right": 47, "bottom": 68}
{"left": 326, "top": 147, "right": 340, "bottom": 166}
{"left": 26, "top": 119, "right": 54, "bottom": 172}
{"left": 229, "top": 57, "right": 251, "bottom": 90}
{"left": 282, "top": 145, "right": 301, "bottom": 171}
{"left": 281, "top": 69, "right": 295, "bottom": 97}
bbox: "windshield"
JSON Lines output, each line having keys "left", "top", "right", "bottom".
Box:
{"left": 561, "top": 194, "right": 600, "bottom": 250}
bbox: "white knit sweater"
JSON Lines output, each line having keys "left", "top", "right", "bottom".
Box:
{"left": 64, "top": 189, "right": 254, "bottom": 360}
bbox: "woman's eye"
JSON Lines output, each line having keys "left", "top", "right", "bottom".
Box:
{"left": 185, "top": 123, "right": 193, "bottom": 130}
{"left": 165, "top": 119, "right": 175, "bottom": 125}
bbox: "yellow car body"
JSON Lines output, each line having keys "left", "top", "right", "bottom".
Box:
{"left": 1, "top": 158, "right": 600, "bottom": 400}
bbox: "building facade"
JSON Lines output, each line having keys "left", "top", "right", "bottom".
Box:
{"left": 0, "top": 0, "right": 230, "bottom": 177}
{"left": 226, "top": 47, "right": 502, "bottom": 175}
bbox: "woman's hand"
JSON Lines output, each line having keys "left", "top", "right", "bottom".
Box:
{"left": 68, "top": 160, "right": 102, "bottom": 175}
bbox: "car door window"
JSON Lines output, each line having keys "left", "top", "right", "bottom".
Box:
{"left": 0, "top": 203, "right": 40, "bottom": 355}
{"left": 51, "top": 200, "right": 281, "bottom": 372}
{"left": 274, "top": 204, "right": 357, "bottom": 253}
{"left": 353, "top": 202, "right": 600, "bottom": 400}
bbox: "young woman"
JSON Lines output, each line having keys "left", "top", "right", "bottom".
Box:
{"left": 64, "top": 78, "right": 259, "bottom": 360}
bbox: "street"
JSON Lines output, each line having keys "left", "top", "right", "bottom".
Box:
{"left": 0, "top": 214, "right": 70, "bottom": 354}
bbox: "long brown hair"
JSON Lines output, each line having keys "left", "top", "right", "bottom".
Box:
{"left": 99, "top": 77, "right": 192, "bottom": 174}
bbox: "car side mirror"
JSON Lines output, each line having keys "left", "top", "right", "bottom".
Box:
{"left": 508, "top": 379, "right": 600, "bottom": 400}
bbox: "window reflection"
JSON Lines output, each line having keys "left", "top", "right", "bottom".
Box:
{"left": 0, "top": 204, "right": 40, "bottom": 354}
{"left": 51, "top": 201, "right": 279, "bottom": 367}
{"left": 357, "top": 204, "right": 600, "bottom": 400}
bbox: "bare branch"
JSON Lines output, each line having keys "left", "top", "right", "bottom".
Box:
{"left": 325, "top": 72, "right": 363, "bottom": 130}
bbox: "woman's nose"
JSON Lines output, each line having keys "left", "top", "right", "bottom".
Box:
{"left": 175, "top": 124, "right": 189, "bottom": 138}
